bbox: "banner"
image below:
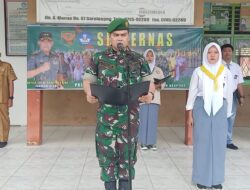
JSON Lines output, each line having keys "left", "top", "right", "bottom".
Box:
{"left": 36, "top": 0, "right": 194, "bottom": 25}
{"left": 27, "top": 25, "right": 202, "bottom": 90}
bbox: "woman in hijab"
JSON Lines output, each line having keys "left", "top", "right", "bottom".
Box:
{"left": 186, "top": 42, "right": 233, "bottom": 190}
{"left": 138, "top": 49, "right": 165, "bottom": 150}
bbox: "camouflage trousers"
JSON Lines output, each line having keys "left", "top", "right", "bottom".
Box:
{"left": 95, "top": 116, "right": 139, "bottom": 182}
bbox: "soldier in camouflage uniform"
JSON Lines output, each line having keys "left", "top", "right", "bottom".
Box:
{"left": 83, "top": 18, "right": 155, "bottom": 190}
{"left": 27, "top": 32, "right": 63, "bottom": 89}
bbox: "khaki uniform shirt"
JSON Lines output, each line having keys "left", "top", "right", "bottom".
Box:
{"left": 0, "top": 61, "right": 17, "bottom": 103}
{"left": 140, "top": 66, "right": 164, "bottom": 105}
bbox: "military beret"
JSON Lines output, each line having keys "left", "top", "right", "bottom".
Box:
{"left": 39, "top": 32, "right": 52, "bottom": 40}
{"left": 107, "top": 18, "right": 129, "bottom": 33}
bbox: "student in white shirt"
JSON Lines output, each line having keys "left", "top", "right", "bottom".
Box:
{"left": 221, "top": 44, "right": 245, "bottom": 150}
{"left": 186, "top": 42, "right": 233, "bottom": 190}
{"left": 138, "top": 49, "right": 164, "bottom": 151}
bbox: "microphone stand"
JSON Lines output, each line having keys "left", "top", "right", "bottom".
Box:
{"left": 118, "top": 45, "right": 132, "bottom": 190}
{"left": 125, "top": 53, "right": 132, "bottom": 190}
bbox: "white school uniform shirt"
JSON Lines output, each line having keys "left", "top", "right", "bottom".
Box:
{"left": 151, "top": 66, "right": 164, "bottom": 105}
{"left": 142, "top": 49, "right": 164, "bottom": 105}
{"left": 139, "top": 66, "right": 164, "bottom": 105}
{"left": 186, "top": 67, "right": 233, "bottom": 117}
{"left": 223, "top": 60, "right": 244, "bottom": 92}
{"left": 186, "top": 42, "right": 233, "bottom": 117}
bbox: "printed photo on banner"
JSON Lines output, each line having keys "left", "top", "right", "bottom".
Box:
{"left": 27, "top": 25, "right": 202, "bottom": 90}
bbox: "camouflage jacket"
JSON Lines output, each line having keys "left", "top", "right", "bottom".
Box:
{"left": 84, "top": 47, "right": 151, "bottom": 128}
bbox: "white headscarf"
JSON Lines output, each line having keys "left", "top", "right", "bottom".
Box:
{"left": 143, "top": 49, "right": 156, "bottom": 72}
{"left": 200, "top": 42, "right": 225, "bottom": 116}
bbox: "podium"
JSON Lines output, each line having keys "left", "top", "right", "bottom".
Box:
{"left": 90, "top": 81, "right": 150, "bottom": 106}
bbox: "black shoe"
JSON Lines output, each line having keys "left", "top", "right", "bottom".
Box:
{"left": 227, "top": 143, "right": 238, "bottom": 150}
{"left": 212, "top": 184, "right": 223, "bottom": 189}
{"left": 151, "top": 145, "right": 157, "bottom": 151}
{"left": 0, "top": 142, "right": 7, "bottom": 148}
{"left": 118, "top": 179, "right": 130, "bottom": 190}
{"left": 196, "top": 184, "right": 208, "bottom": 189}
{"left": 104, "top": 181, "right": 117, "bottom": 190}
{"left": 140, "top": 144, "right": 148, "bottom": 150}
{"left": 147, "top": 145, "right": 157, "bottom": 151}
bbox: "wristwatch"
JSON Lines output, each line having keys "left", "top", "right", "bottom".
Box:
{"left": 149, "top": 92, "right": 154, "bottom": 100}
{"left": 9, "top": 96, "right": 14, "bottom": 100}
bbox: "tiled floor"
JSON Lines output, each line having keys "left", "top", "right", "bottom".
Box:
{"left": 0, "top": 126, "right": 250, "bottom": 190}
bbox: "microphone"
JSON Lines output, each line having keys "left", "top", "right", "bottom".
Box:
{"left": 117, "top": 43, "right": 125, "bottom": 52}
{"left": 117, "top": 43, "right": 132, "bottom": 57}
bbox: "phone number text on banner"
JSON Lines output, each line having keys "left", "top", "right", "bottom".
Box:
{"left": 36, "top": 0, "right": 194, "bottom": 25}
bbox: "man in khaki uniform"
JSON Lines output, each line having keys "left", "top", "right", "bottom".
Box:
{"left": 0, "top": 60, "right": 17, "bottom": 148}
